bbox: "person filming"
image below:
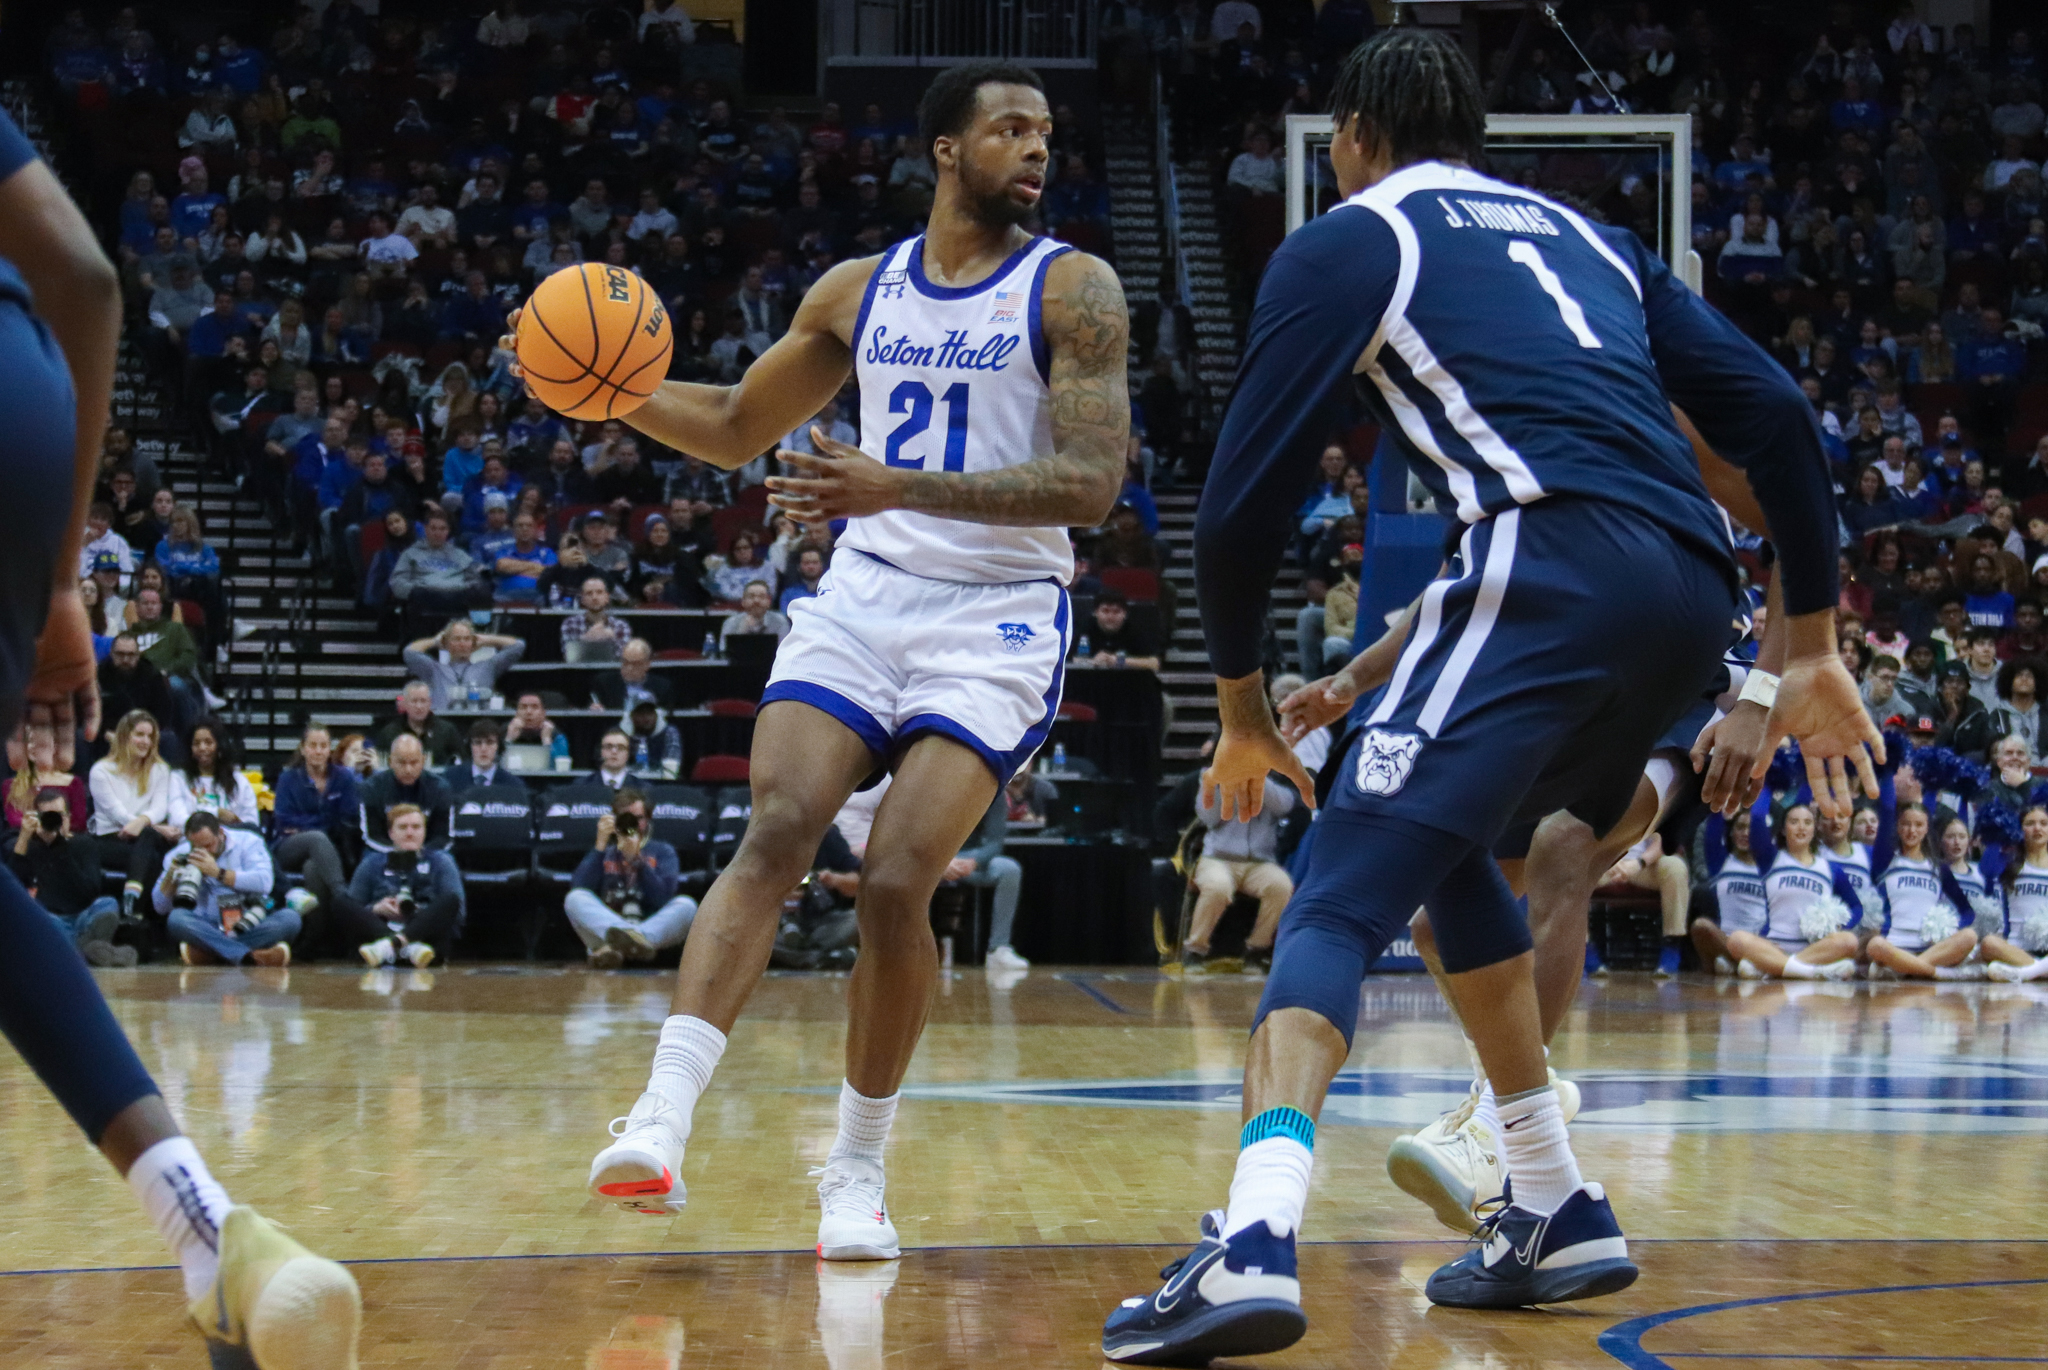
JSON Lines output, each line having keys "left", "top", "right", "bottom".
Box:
{"left": 566, "top": 788, "right": 698, "bottom": 968}
{"left": 335, "top": 803, "right": 461, "bottom": 969}
{"left": 153, "top": 811, "right": 291, "bottom": 967}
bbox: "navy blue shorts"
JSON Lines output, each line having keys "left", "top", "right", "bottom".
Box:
{"left": 0, "top": 301, "right": 80, "bottom": 739}
{"left": 1652, "top": 695, "right": 1719, "bottom": 757}
{"left": 1331, "top": 496, "right": 1733, "bottom": 849}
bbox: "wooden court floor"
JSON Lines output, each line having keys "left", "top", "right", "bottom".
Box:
{"left": 3, "top": 966, "right": 2044, "bottom": 1367}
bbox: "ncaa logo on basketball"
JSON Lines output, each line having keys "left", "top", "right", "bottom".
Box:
{"left": 996, "top": 622, "right": 1034, "bottom": 653}
{"left": 1356, "top": 729, "right": 1422, "bottom": 797}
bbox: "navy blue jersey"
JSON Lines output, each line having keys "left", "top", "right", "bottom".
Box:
{"left": 0, "top": 109, "right": 37, "bottom": 309}
{"left": 1196, "top": 161, "right": 1835, "bottom": 679}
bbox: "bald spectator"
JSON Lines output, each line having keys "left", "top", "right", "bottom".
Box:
{"left": 358, "top": 734, "right": 453, "bottom": 852}
{"left": 594, "top": 637, "right": 677, "bottom": 711}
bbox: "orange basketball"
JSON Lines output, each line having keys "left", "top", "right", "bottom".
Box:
{"left": 516, "top": 263, "right": 672, "bottom": 421}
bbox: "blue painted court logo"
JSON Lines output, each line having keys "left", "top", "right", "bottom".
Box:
{"left": 997, "top": 622, "right": 1035, "bottom": 653}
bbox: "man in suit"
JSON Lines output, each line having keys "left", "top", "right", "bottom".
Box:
{"left": 592, "top": 637, "right": 677, "bottom": 711}
{"left": 444, "top": 720, "right": 526, "bottom": 792}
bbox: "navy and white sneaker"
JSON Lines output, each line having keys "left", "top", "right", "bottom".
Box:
{"left": 1425, "top": 1183, "right": 1638, "bottom": 1309}
{"left": 1102, "top": 1210, "right": 1307, "bottom": 1366}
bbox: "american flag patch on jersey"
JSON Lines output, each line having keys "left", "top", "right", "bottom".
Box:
{"left": 989, "top": 289, "right": 1023, "bottom": 323}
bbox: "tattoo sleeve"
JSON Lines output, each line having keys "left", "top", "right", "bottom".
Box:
{"left": 894, "top": 253, "right": 1130, "bottom": 528}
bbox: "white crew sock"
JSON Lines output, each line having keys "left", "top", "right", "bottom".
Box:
{"left": 2018, "top": 959, "right": 2048, "bottom": 981}
{"left": 648, "top": 1015, "right": 727, "bottom": 1126}
{"left": 128, "top": 1136, "right": 234, "bottom": 1301}
{"left": 1222, "top": 1138, "right": 1314, "bottom": 1240}
{"left": 1495, "top": 1085, "right": 1582, "bottom": 1215}
{"left": 827, "top": 1081, "right": 899, "bottom": 1166}
{"left": 1474, "top": 1080, "right": 1501, "bottom": 1141}
{"left": 1780, "top": 956, "right": 1820, "bottom": 979}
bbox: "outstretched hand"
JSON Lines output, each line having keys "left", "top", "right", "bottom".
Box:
{"left": 9, "top": 586, "right": 100, "bottom": 771}
{"left": 1276, "top": 672, "right": 1358, "bottom": 744}
{"left": 1749, "top": 655, "right": 1885, "bottom": 818}
{"left": 765, "top": 427, "right": 904, "bottom": 525}
{"left": 497, "top": 307, "right": 524, "bottom": 378}
{"left": 1204, "top": 724, "right": 1316, "bottom": 823}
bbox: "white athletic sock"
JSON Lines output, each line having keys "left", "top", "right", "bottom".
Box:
{"left": 2018, "top": 960, "right": 2048, "bottom": 981}
{"left": 128, "top": 1137, "right": 234, "bottom": 1301}
{"left": 1222, "top": 1137, "right": 1313, "bottom": 1240}
{"left": 827, "top": 1080, "right": 899, "bottom": 1166}
{"left": 1780, "top": 956, "right": 1820, "bottom": 979}
{"left": 648, "top": 1015, "right": 726, "bottom": 1126}
{"left": 1474, "top": 1080, "right": 1501, "bottom": 1141}
{"left": 1495, "top": 1086, "right": 1582, "bottom": 1216}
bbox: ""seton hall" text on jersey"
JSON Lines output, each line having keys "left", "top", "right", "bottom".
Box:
{"left": 864, "top": 325, "right": 1022, "bottom": 372}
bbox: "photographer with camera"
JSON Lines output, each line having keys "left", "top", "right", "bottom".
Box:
{"left": 8, "top": 788, "right": 132, "bottom": 966}
{"left": 153, "top": 811, "right": 291, "bottom": 968}
{"left": 565, "top": 788, "right": 697, "bottom": 969}
{"left": 334, "top": 804, "right": 461, "bottom": 969}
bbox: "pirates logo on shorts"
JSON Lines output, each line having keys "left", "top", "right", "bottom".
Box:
{"left": 1356, "top": 728, "right": 1423, "bottom": 797}
{"left": 996, "top": 622, "right": 1035, "bottom": 653}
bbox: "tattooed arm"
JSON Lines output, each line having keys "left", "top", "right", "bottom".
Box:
{"left": 767, "top": 250, "right": 1130, "bottom": 528}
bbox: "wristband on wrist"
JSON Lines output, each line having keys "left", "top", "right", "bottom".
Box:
{"left": 1737, "top": 669, "right": 1781, "bottom": 710}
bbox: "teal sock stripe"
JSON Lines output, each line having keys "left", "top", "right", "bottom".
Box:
{"left": 1239, "top": 1105, "right": 1315, "bottom": 1151}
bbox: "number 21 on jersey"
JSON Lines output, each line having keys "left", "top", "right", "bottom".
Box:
{"left": 884, "top": 380, "right": 970, "bottom": 470}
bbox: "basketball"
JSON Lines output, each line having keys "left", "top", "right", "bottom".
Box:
{"left": 515, "top": 263, "right": 672, "bottom": 421}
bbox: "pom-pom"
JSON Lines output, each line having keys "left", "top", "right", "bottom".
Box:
{"left": 1877, "top": 729, "right": 1909, "bottom": 778}
{"left": 1976, "top": 802, "right": 2025, "bottom": 849}
{"left": 2029, "top": 780, "right": 2048, "bottom": 811}
{"left": 1921, "top": 903, "right": 1959, "bottom": 946}
{"left": 1765, "top": 741, "right": 1805, "bottom": 795}
{"left": 1912, "top": 747, "right": 1968, "bottom": 794}
{"left": 1972, "top": 893, "right": 2008, "bottom": 937}
{"left": 1799, "top": 892, "right": 1852, "bottom": 942}
{"left": 2020, "top": 912, "right": 2048, "bottom": 955}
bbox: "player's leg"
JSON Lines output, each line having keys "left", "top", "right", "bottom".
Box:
{"left": 588, "top": 700, "right": 876, "bottom": 1216}
{"left": 1105, "top": 809, "right": 1475, "bottom": 1364}
{"left": 811, "top": 734, "right": 998, "bottom": 1261}
{"left": 0, "top": 865, "right": 360, "bottom": 1363}
{"left": 1184, "top": 855, "right": 1237, "bottom": 957}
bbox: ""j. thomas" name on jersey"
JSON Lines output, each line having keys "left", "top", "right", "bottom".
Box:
{"left": 1435, "top": 195, "right": 1561, "bottom": 236}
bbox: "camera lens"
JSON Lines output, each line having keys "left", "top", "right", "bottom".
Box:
{"left": 171, "top": 863, "right": 205, "bottom": 912}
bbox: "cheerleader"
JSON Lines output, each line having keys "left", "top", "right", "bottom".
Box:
{"left": 1865, "top": 803, "right": 1980, "bottom": 978}
{"left": 1985, "top": 805, "right": 2048, "bottom": 981}
{"left": 1692, "top": 810, "right": 1767, "bottom": 974}
{"left": 1725, "top": 799, "right": 1862, "bottom": 978}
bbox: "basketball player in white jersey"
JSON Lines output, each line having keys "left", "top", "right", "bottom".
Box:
{"left": 510, "top": 63, "right": 1128, "bottom": 1258}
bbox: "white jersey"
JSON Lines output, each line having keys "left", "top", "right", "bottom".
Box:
{"left": 1877, "top": 856, "right": 1950, "bottom": 950}
{"left": 1710, "top": 855, "right": 1767, "bottom": 937}
{"left": 1823, "top": 841, "right": 1877, "bottom": 919}
{"left": 1762, "top": 852, "right": 1846, "bottom": 946}
{"left": 843, "top": 234, "right": 1076, "bottom": 585}
{"left": 2005, "top": 862, "right": 2048, "bottom": 952}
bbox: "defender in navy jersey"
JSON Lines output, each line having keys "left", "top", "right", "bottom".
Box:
{"left": 0, "top": 110, "right": 360, "bottom": 1362}
{"left": 1105, "top": 31, "right": 1879, "bottom": 1364}
{"left": 550, "top": 63, "right": 1131, "bottom": 1260}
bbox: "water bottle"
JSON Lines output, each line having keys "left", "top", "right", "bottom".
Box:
{"left": 701, "top": 632, "right": 717, "bottom": 658}
{"left": 1051, "top": 742, "right": 1067, "bottom": 771}
{"left": 1076, "top": 633, "right": 1091, "bottom": 659}
{"left": 1115, "top": 650, "right": 1127, "bottom": 668}
{"left": 635, "top": 735, "right": 651, "bottom": 771}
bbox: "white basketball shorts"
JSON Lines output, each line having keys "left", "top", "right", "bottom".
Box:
{"left": 761, "top": 550, "right": 1070, "bottom": 784}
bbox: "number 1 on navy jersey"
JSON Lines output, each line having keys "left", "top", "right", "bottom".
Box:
{"left": 883, "top": 380, "right": 970, "bottom": 471}
{"left": 1507, "top": 240, "right": 1603, "bottom": 350}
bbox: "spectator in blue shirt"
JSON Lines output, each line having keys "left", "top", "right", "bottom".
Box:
{"left": 469, "top": 493, "right": 518, "bottom": 564}
{"left": 112, "top": 31, "right": 166, "bottom": 99}
{"left": 1044, "top": 153, "right": 1111, "bottom": 231}
{"left": 1957, "top": 305, "right": 2027, "bottom": 442}
{"left": 1714, "top": 136, "right": 1773, "bottom": 191}
{"left": 461, "top": 454, "right": 524, "bottom": 533}
{"left": 1831, "top": 77, "right": 1885, "bottom": 133}
{"left": 184, "top": 290, "right": 250, "bottom": 359}
{"left": 318, "top": 435, "right": 368, "bottom": 514}
{"left": 440, "top": 270, "right": 507, "bottom": 340}
{"left": 1964, "top": 552, "right": 2017, "bottom": 630}
{"left": 213, "top": 34, "right": 265, "bottom": 95}
{"left": 271, "top": 723, "right": 361, "bottom": 938}
{"left": 440, "top": 426, "right": 486, "bottom": 504}
{"left": 507, "top": 395, "right": 566, "bottom": 463}
{"left": 169, "top": 161, "right": 225, "bottom": 241}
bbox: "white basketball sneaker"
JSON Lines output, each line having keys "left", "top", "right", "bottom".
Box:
{"left": 1387, "top": 1067, "right": 1577, "bottom": 1234}
{"left": 588, "top": 1092, "right": 690, "bottom": 1216}
{"left": 813, "top": 1156, "right": 901, "bottom": 1260}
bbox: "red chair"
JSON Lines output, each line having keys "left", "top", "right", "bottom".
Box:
{"left": 626, "top": 503, "right": 666, "bottom": 543}
{"left": 711, "top": 505, "right": 762, "bottom": 551}
{"left": 653, "top": 647, "right": 703, "bottom": 661}
{"left": 1097, "top": 567, "right": 1160, "bottom": 603}
{"left": 358, "top": 519, "right": 389, "bottom": 561}
{"left": 691, "top": 755, "right": 751, "bottom": 784}
{"left": 176, "top": 600, "right": 207, "bottom": 639}
{"left": 733, "top": 483, "right": 771, "bottom": 519}
{"left": 1056, "top": 700, "right": 1098, "bottom": 722}
{"left": 704, "top": 698, "right": 758, "bottom": 718}
{"left": 553, "top": 502, "right": 602, "bottom": 540}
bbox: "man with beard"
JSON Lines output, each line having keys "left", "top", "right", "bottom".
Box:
{"left": 518, "top": 62, "right": 1130, "bottom": 1265}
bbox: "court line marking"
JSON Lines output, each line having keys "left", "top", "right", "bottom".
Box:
{"left": 1600, "top": 1277, "right": 2048, "bottom": 1370}
{"left": 1056, "top": 975, "right": 1134, "bottom": 1014}
{"left": 6, "top": 1239, "right": 2043, "bottom": 1281}
{"left": 1663, "top": 1358, "right": 2048, "bottom": 1364}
